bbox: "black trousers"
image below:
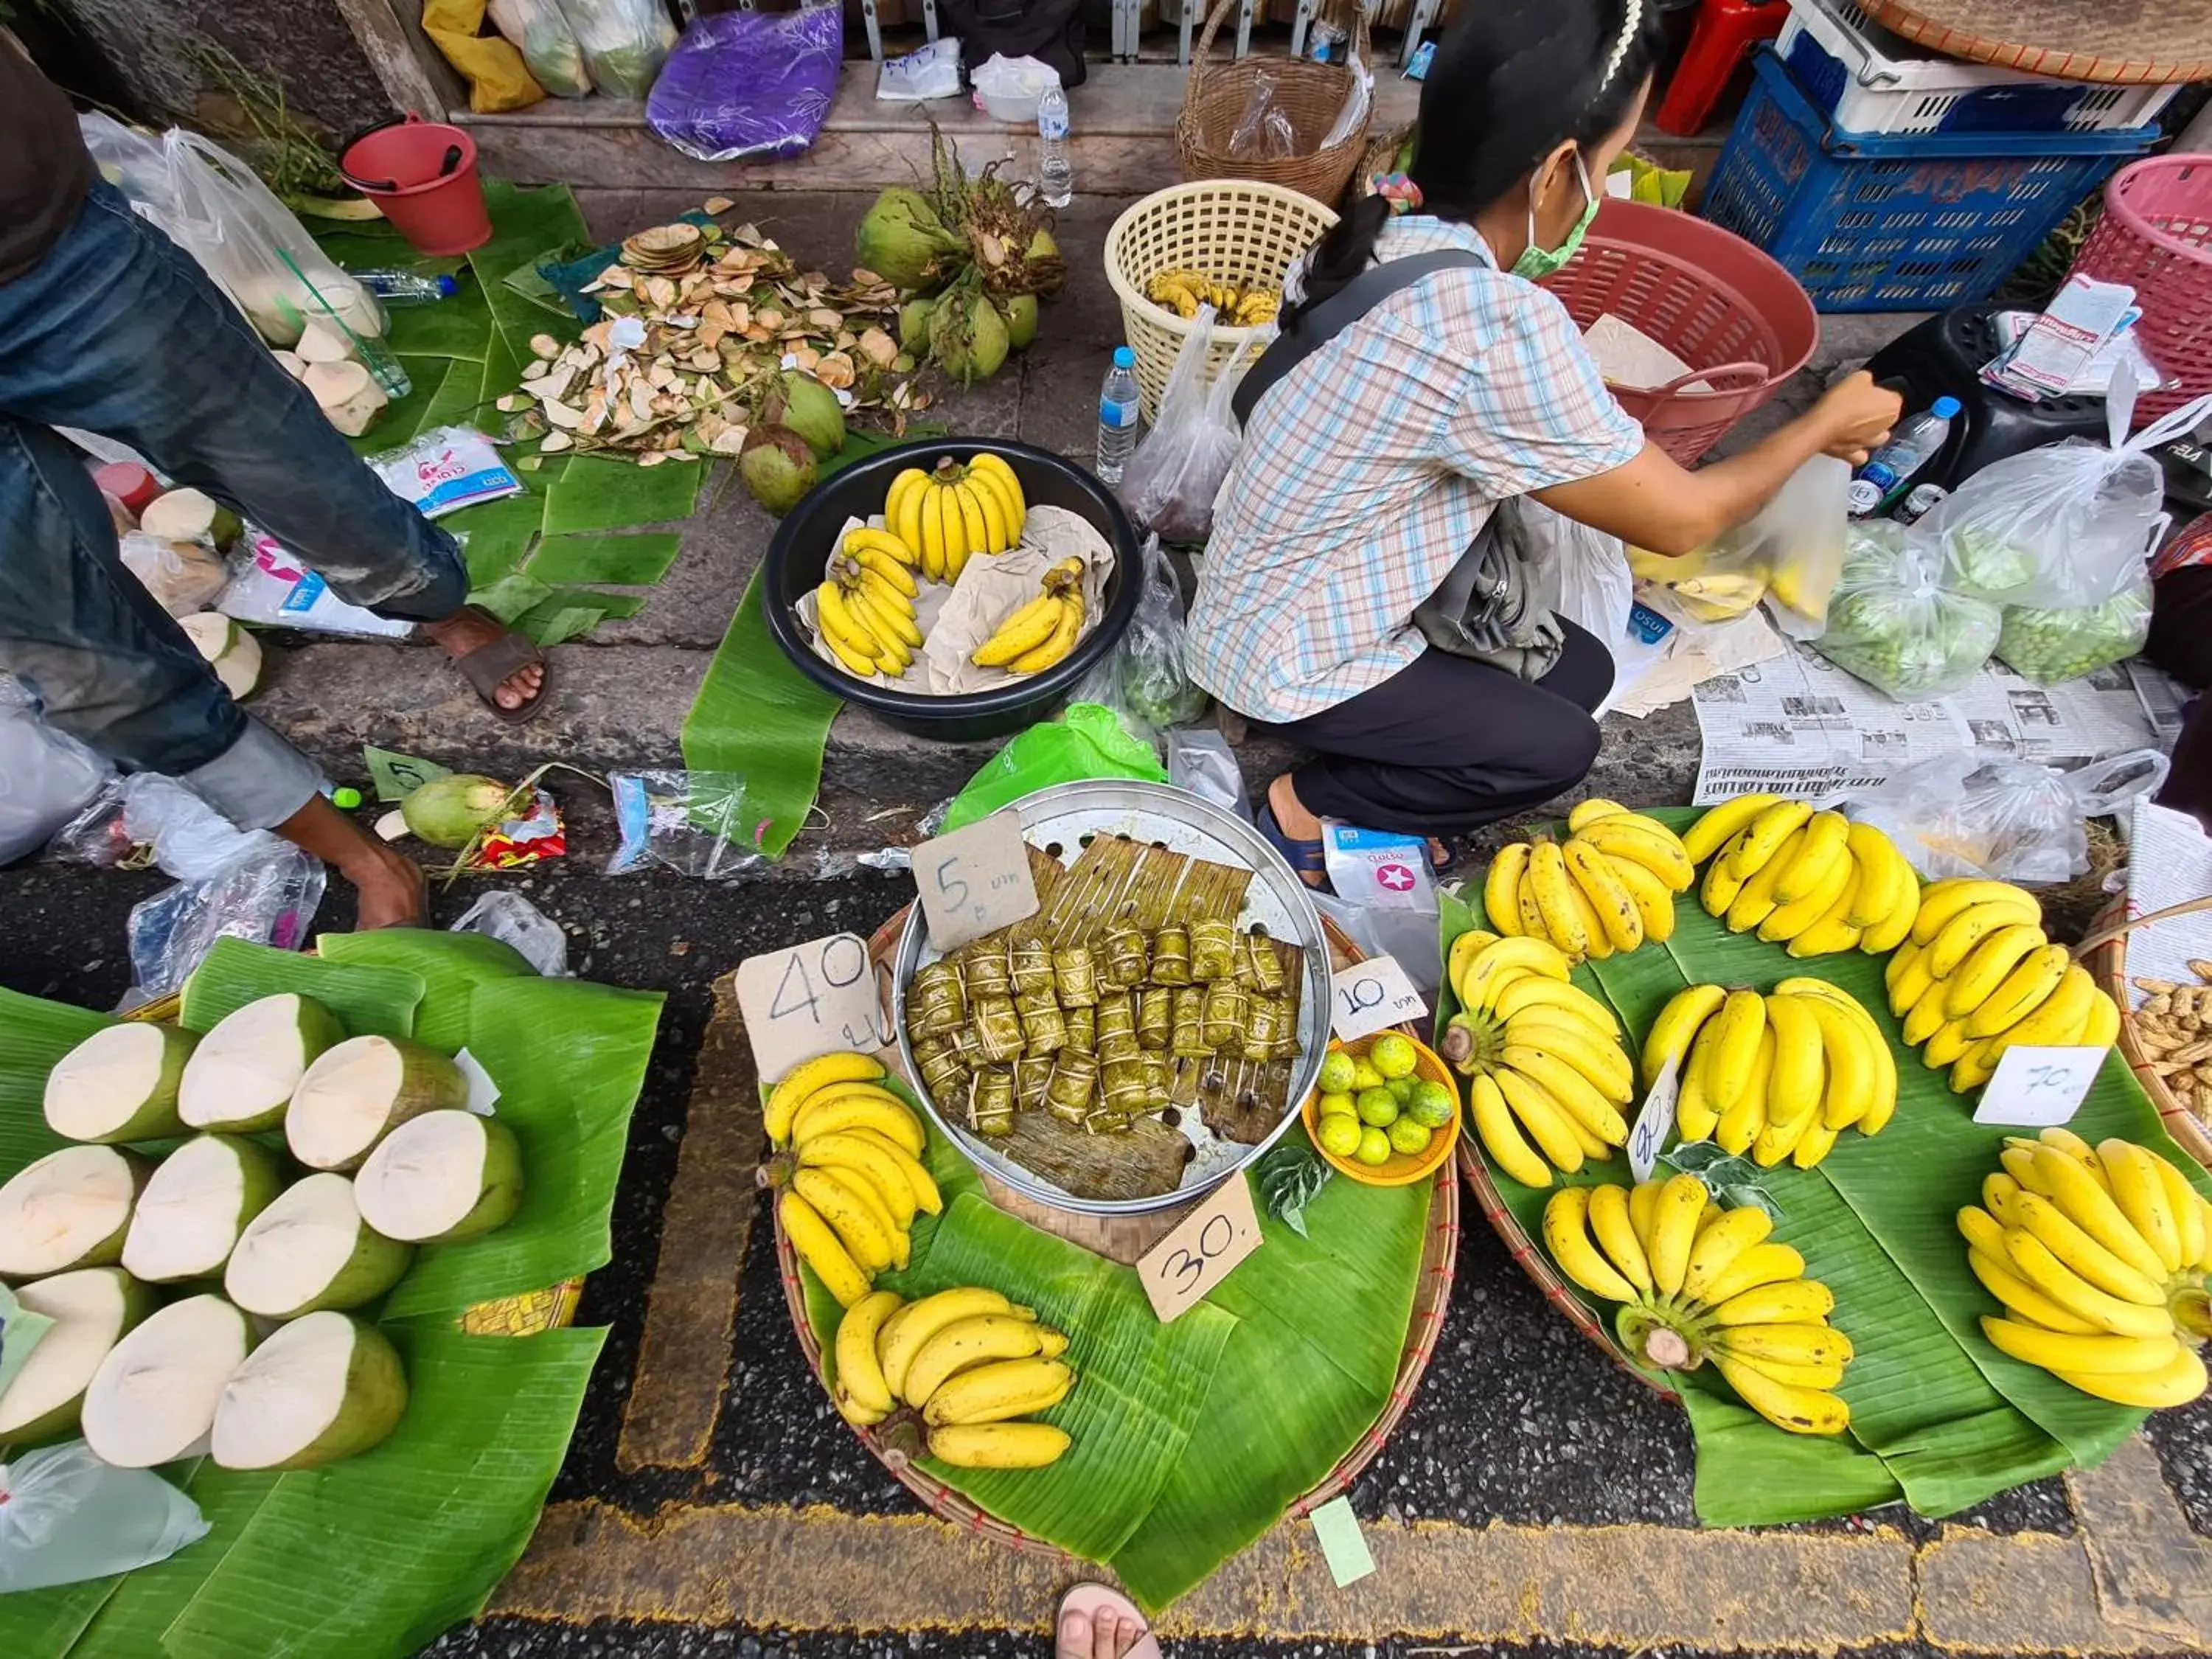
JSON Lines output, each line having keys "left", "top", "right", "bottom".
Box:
{"left": 1266, "top": 620, "right": 1615, "bottom": 839}
{"left": 2148, "top": 563, "right": 2212, "bottom": 829}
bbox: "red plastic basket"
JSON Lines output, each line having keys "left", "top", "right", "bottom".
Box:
{"left": 1543, "top": 198, "right": 1820, "bottom": 465}
{"left": 2069, "top": 155, "right": 2212, "bottom": 428}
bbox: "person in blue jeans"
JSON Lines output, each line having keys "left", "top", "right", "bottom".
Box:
{"left": 1, "top": 41, "right": 547, "bottom": 927}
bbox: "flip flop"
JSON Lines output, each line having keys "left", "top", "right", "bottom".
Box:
{"left": 445, "top": 604, "right": 552, "bottom": 726}
{"left": 1057, "top": 1583, "right": 1164, "bottom": 1659}
{"left": 1255, "top": 803, "right": 1329, "bottom": 891}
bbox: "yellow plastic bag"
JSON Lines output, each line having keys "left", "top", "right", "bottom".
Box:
{"left": 423, "top": 0, "right": 546, "bottom": 112}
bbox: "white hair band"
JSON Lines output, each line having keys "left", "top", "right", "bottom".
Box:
{"left": 1599, "top": 0, "right": 1642, "bottom": 90}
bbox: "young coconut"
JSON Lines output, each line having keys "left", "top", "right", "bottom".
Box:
{"left": 177, "top": 992, "right": 344, "bottom": 1132}
{"left": 293, "top": 316, "right": 358, "bottom": 366}
{"left": 42, "top": 1022, "right": 199, "bottom": 1143}
{"left": 139, "top": 487, "right": 243, "bottom": 551}
{"left": 1002, "top": 293, "right": 1038, "bottom": 352}
{"left": 119, "top": 1133, "right": 284, "bottom": 1283}
{"left": 0, "top": 1266, "right": 154, "bottom": 1444}
{"left": 286, "top": 1035, "right": 469, "bottom": 1171}
{"left": 740, "top": 425, "right": 818, "bottom": 515}
{"left": 305, "top": 360, "right": 389, "bottom": 439}
{"left": 354, "top": 1110, "right": 524, "bottom": 1242}
{"left": 0, "top": 1145, "right": 150, "bottom": 1279}
{"left": 898, "top": 296, "right": 936, "bottom": 354}
{"left": 400, "top": 772, "right": 513, "bottom": 849}
{"left": 177, "top": 613, "right": 264, "bottom": 700}
{"left": 210, "top": 1310, "right": 408, "bottom": 1470}
{"left": 224, "top": 1173, "right": 413, "bottom": 1318}
{"left": 80, "top": 1293, "right": 253, "bottom": 1467}
{"left": 855, "top": 186, "right": 964, "bottom": 291}
{"left": 768, "top": 372, "right": 846, "bottom": 462}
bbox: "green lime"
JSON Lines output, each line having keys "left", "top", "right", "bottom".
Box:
{"left": 1349, "top": 1058, "right": 1386, "bottom": 1093}
{"left": 1388, "top": 1117, "right": 1433, "bottom": 1157}
{"left": 1355, "top": 1087, "right": 1399, "bottom": 1127}
{"left": 1318, "top": 1050, "right": 1357, "bottom": 1094}
{"left": 1317, "top": 1091, "right": 1357, "bottom": 1119}
{"left": 1371, "top": 1033, "right": 1419, "bottom": 1079}
{"left": 1407, "top": 1079, "right": 1457, "bottom": 1129}
{"left": 1317, "top": 1113, "right": 1363, "bottom": 1159}
{"left": 1355, "top": 1125, "right": 1394, "bottom": 1166}
{"left": 1387, "top": 1075, "right": 1419, "bottom": 1105}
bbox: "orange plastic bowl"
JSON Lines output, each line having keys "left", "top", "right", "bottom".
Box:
{"left": 1301, "top": 1032, "right": 1461, "bottom": 1188}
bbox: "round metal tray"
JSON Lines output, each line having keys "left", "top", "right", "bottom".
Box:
{"left": 891, "top": 779, "right": 1331, "bottom": 1217}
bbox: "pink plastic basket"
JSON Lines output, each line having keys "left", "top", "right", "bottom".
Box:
{"left": 2070, "top": 154, "right": 2212, "bottom": 426}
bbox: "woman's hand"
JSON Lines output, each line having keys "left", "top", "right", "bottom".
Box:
{"left": 1813, "top": 372, "right": 1903, "bottom": 466}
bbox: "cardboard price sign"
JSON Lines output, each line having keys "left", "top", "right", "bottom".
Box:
{"left": 914, "top": 811, "right": 1040, "bottom": 951}
{"left": 734, "top": 933, "right": 891, "bottom": 1086}
{"left": 1329, "top": 954, "right": 1426, "bottom": 1043}
{"left": 1136, "top": 1172, "right": 1263, "bottom": 1322}
{"left": 1974, "top": 1044, "right": 2110, "bottom": 1127}
{"left": 1627, "top": 1053, "right": 1680, "bottom": 1183}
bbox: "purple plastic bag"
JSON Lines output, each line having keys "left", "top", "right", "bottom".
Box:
{"left": 646, "top": 4, "right": 842, "bottom": 162}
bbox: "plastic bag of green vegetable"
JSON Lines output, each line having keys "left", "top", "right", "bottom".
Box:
{"left": 1812, "top": 519, "right": 2000, "bottom": 699}
{"left": 1995, "top": 573, "right": 2152, "bottom": 685}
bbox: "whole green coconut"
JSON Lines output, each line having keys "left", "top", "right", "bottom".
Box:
{"left": 402, "top": 774, "right": 513, "bottom": 849}
{"left": 741, "top": 425, "right": 818, "bottom": 515}
{"left": 856, "top": 187, "right": 964, "bottom": 292}
{"left": 771, "top": 372, "right": 846, "bottom": 462}
{"left": 931, "top": 291, "right": 1010, "bottom": 385}
{"left": 1002, "top": 293, "right": 1038, "bottom": 351}
{"left": 1024, "top": 228, "right": 1065, "bottom": 296}
{"left": 899, "top": 296, "right": 936, "bottom": 354}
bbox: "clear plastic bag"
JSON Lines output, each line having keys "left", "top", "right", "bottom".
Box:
{"left": 606, "top": 769, "right": 765, "bottom": 878}
{"left": 1994, "top": 572, "right": 2153, "bottom": 686}
{"left": 646, "top": 4, "right": 841, "bottom": 162}
{"left": 0, "top": 1443, "right": 209, "bottom": 1593}
{"left": 119, "top": 532, "right": 231, "bottom": 618}
{"left": 1927, "top": 393, "right": 2212, "bottom": 609}
{"left": 77, "top": 114, "right": 184, "bottom": 240}
{"left": 487, "top": 0, "right": 594, "bottom": 96}
{"left": 0, "top": 679, "right": 114, "bottom": 866}
{"left": 1526, "top": 501, "right": 1632, "bottom": 647}
{"left": 451, "top": 890, "right": 570, "bottom": 974}
{"left": 1843, "top": 747, "right": 2169, "bottom": 884}
{"left": 126, "top": 845, "right": 327, "bottom": 1002}
{"left": 1811, "top": 518, "right": 2001, "bottom": 699}
{"left": 552, "top": 0, "right": 678, "bottom": 99}
{"left": 1119, "top": 307, "right": 1245, "bottom": 545}
{"left": 1164, "top": 726, "right": 1251, "bottom": 821}
{"left": 1228, "top": 72, "right": 1296, "bottom": 160}
{"left": 1100, "top": 535, "right": 1209, "bottom": 737}
{"left": 1630, "top": 457, "right": 1849, "bottom": 637}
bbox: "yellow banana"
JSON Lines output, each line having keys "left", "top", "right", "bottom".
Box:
{"left": 1922, "top": 1017, "right": 1974, "bottom": 1070}
{"left": 793, "top": 1085, "right": 925, "bottom": 1155}
{"left": 1726, "top": 827, "right": 1804, "bottom": 933}
{"left": 1503, "top": 1046, "right": 1629, "bottom": 1144}
{"left": 2001, "top": 1230, "right": 2174, "bottom": 1338}
{"left": 801, "top": 1132, "right": 919, "bottom": 1227}
{"left": 793, "top": 1166, "right": 898, "bottom": 1273}
{"left": 2080, "top": 987, "right": 2121, "bottom": 1051}
{"left": 1783, "top": 863, "right": 1863, "bottom": 956}
{"left": 765, "top": 1052, "right": 886, "bottom": 1143}
{"left": 1963, "top": 943, "right": 2072, "bottom": 1038}
{"left": 971, "top": 592, "right": 1063, "bottom": 667}
{"left": 877, "top": 1287, "right": 1025, "bottom": 1397}
{"left": 1985, "top": 1171, "right": 2023, "bottom": 1225}
{"left": 1711, "top": 1354, "right": 1850, "bottom": 1435}
{"left": 1722, "top": 1350, "right": 1846, "bottom": 1391}
{"left": 1790, "top": 1118, "right": 1841, "bottom": 1169}
{"left": 835, "top": 1290, "right": 903, "bottom": 1415}
{"left": 1484, "top": 844, "right": 1531, "bottom": 937}
{"left": 970, "top": 466, "right": 1022, "bottom": 546}
{"left": 1761, "top": 993, "right": 1826, "bottom": 1122}
{"left": 1980, "top": 1316, "right": 2180, "bottom": 1377}
{"left": 1609, "top": 856, "right": 1677, "bottom": 944}
{"left": 818, "top": 582, "right": 886, "bottom": 672}
{"left": 1966, "top": 1246, "right": 2102, "bottom": 1334}
{"left": 1714, "top": 1322, "right": 1853, "bottom": 1368}
{"left": 1445, "top": 928, "right": 1498, "bottom": 1001}
{"left": 845, "top": 1127, "right": 943, "bottom": 1215}
{"left": 1787, "top": 992, "right": 1872, "bottom": 1130}
{"left": 1574, "top": 816, "right": 1695, "bottom": 891}
{"left": 1492, "top": 975, "right": 1618, "bottom": 1034}
{"left": 1843, "top": 822, "right": 1906, "bottom": 926}
{"left": 1701, "top": 830, "right": 1755, "bottom": 916}
{"left": 1646, "top": 1173, "right": 1708, "bottom": 1297}
{"left": 1681, "top": 1205, "right": 1772, "bottom": 1304}
{"left": 1472, "top": 1071, "right": 1552, "bottom": 1187}
{"left": 1773, "top": 810, "right": 1851, "bottom": 904}
{"left": 842, "top": 588, "right": 912, "bottom": 671}
{"left": 1461, "top": 936, "right": 1572, "bottom": 1007}
{"left": 1983, "top": 965, "right": 2098, "bottom": 1057}
{"left": 1526, "top": 839, "right": 1588, "bottom": 959}
{"left": 928, "top": 1422, "right": 1072, "bottom": 1467}
{"left": 1568, "top": 798, "right": 1630, "bottom": 831}
{"left": 780, "top": 1191, "right": 872, "bottom": 1307}
{"left": 1586, "top": 1183, "right": 1653, "bottom": 1293}
{"left": 846, "top": 527, "right": 921, "bottom": 579}
{"left": 951, "top": 480, "right": 990, "bottom": 558}
{"left": 902, "top": 1313, "right": 1054, "bottom": 1408}
{"left": 1773, "top": 978, "right": 1896, "bottom": 1135}
{"left": 834, "top": 1381, "right": 888, "bottom": 1428}
{"left": 1903, "top": 973, "right": 1958, "bottom": 1047}
{"left": 938, "top": 484, "right": 968, "bottom": 571}
{"left": 1514, "top": 871, "right": 1550, "bottom": 942}
{"left": 1751, "top": 1107, "right": 1813, "bottom": 1168}
{"left": 2147, "top": 1149, "right": 2206, "bottom": 1270}
{"left": 1641, "top": 984, "right": 1728, "bottom": 1090}
{"left": 1567, "top": 880, "right": 1614, "bottom": 960}
{"left": 2051, "top": 1345, "right": 2207, "bottom": 1408}
{"left": 1495, "top": 1070, "right": 1587, "bottom": 1172}
{"left": 970, "top": 476, "right": 1009, "bottom": 552}
{"left": 1885, "top": 939, "right": 1933, "bottom": 1018}
{"left": 1541, "top": 1187, "right": 1637, "bottom": 1301}
{"left": 969, "top": 452, "right": 1026, "bottom": 531}
{"left": 1910, "top": 877, "right": 2040, "bottom": 945}
{"left": 892, "top": 471, "right": 933, "bottom": 563}
{"left": 1759, "top": 849, "right": 1855, "bottom": 945}
{"left": 1700, "top": 1242, "right": 1806, "bottom": 1306}
{"left": 852, "top": 552, "right": 920, "bottom": 612}
{"left": 1727, "top": 800, "right": 1815, "bottom": 879}
{"left": 1563, "top": 837, "right": 1644, "bottom": 953}
{"left": 1009, "top": 595, "right": 1082, "bottom": 673}
{"left": 1710, "top": 1278, "right": 1834, "bottom": 1326}
{"left": 1506, "top": 1014, "right": 1634, "bottom": 1099}
{"left": 1957, "top": 1203, "right": 2008, "bottom": 1259}
{"left": 1927, "top": 901, "right": 2044, "bottom": 981}
{"left": 1683, "top": 793, "right": 1783, "bottom": 865}
{"left": 2034, "top": 1126, "right": 2104, "bottom": 1175}
{"left": 883, "top": 469, "right": 923, "bottom": 540}
{"left": 2031, "top": 1147, "right": 2170, "bottom": 1285}
{"left": 920, "top": 1354, "right": 1074, "bottom": 1425}
{"left": 1701, "top": 990, "right": 1769, "bottom": 1115}
{"left": 916, "top": 484, "right": 946, "bottom": 577}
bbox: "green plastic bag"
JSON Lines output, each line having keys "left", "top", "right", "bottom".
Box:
{"left": 942, "top": 703, "right": 1167, "bottom": 832}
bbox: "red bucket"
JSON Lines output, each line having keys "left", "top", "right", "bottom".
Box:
{"left": 340, "top": 114, "right": 492, "bottom": 257}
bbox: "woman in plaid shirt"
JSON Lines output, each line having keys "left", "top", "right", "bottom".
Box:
{"left": 1189, "top": 0, "right": 1901, "bottom": 885}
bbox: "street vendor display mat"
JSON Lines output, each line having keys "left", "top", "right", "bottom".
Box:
{"left": 1444, "top": 810, "right": 2212, "bottom": 1528}
{"left": 796, "top": 1102, "right": 1433, "bottom": 1612}
{"left": 0, "top": 933, "right": 664, "bottom": 1659}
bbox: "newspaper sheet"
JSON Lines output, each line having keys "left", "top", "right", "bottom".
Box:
{"left": 2119, "top": 799, "right": 2212, "bottom": 1010}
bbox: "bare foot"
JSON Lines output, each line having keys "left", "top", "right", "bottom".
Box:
{"left": 1058, "top": 1606, "right": 1151, "bottom": 1659}
{"left": 420, "top": 609, "right": 546, "bottom": 712}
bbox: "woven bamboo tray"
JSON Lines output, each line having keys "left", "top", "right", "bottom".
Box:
{"left": 1863, "top": 0, "right": 2212, "bottom": 84}
{"left": 773, "top": 905, "right": 1461, "bottom": 1559}
{"left": 2082, "top": 897, "right": 2212, "bottom": 1172}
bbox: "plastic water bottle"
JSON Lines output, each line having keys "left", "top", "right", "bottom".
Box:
{"left": 347, "top": 268, "right": 459, "bottom": 305}
{"left": 1096, "top": 347, "right": 1141, "bottom": 484}
{"left": 1847, "top": 395, "right": 1961, "bottom": 518}
{"left": 1037, "top": 83, "right": 1074, "bottom": 209}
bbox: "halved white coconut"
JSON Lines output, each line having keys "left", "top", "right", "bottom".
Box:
{"left": 286, "top": 1036, "right": 468, "bottom": 1172}
{"left": 177, "top": 612, "right": 263, "bottom": 701}
{"left": 223, "top": 1172, "right": 414, "bottom": 1318}
{"left": 354, "top": 1111, "right": 524, "bottom": 1243}
{"left": 0, "top": 1145, "right": 150, "bottom": 1279}
{"left": 178, "top": 992, "right": 344, "bottom": 1132}
{"left": 80, "top": 1293, "right": 253, "bottom": 1467}
{"left": 210, "top": 1310, "right": 408, "bottom": 1470}
{"left": 43, "top": 1023, "right": 199, "bottom": 1144}
{"left": 119, "top": 1134, "right": 283, "bottom": 1284}
{"left": 0, "top": 1266, "right": 153, "bottom": 1444}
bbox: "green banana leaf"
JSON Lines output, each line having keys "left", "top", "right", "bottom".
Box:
{"left": 179, "top": 937, "right": 425, "bottom": 1039}
{"left": 0, "top": 987, "right": 111, "bottom": 1172}
{"left": 317, "top": 931, "right": 534, "bottom": 1054}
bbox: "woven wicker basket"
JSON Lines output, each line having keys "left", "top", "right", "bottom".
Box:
{"left": 2082, "top": 897, "right": 2212, "bottom": 1172}
{"left": 773, "top": 906, "right": 1461, "bottom": 1559}
{"left": 1105, "top": 180, "right": 1337, "bottom": 423}
{"left": 1176, "top": 0, "right": 1370, "bottom": 202}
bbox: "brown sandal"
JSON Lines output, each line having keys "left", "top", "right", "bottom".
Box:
{"left": 445, "top": 605, "right": 552, "bottom": 725}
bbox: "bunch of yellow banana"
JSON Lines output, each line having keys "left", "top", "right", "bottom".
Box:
{"left": 1442, "top": 932, "right": 1638, "bottom": 1187}
{"left": 1957, "top": 1127, "right": 2212, "bottom": 1408}
{"left": 885, "top": 452, "right": 1027, "bottom": 582}
{"left": 765, "top": 1052, "right": 942, "bottom": 1307}
{"left": 972, "top": 557, "right": 1085, "bottom": 675}
{"left": 1627, "top": 544, "right": 1768, "bottom": 622}
{"left": 1883, "top": 878, "right": 2121, "bottom": 1094}
{"left": 1543, "top": 1175, "right": 1852, "bottom": 1435}
{"left": 815, "top": 539, "right": 924, "bottom": 679}
{"left": 1685, "top": 796, "right": 1921, "bottom": 958}
{"left": 832, "top": 1285, "right": 1075, "bottom": 1467}
{"left": 1144, "top": 268, "right": 1279, "bottom": 327}
{"left": 1642, "top": 980, "right": 1896, "bottom": 1169}
{"left": 1481, "top": 802, "right": 1694, "bottom": 964}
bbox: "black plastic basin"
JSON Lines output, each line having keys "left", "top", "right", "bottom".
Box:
{"left": 762, "top": 439, "right": 1143, "bottom": 742}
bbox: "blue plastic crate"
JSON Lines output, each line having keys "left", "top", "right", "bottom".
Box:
{"left": 1703, "top": 50, "right": 2160, "bottom": 313}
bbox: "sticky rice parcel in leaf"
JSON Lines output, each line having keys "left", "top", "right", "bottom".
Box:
{"left": 1099, "top": 922, "right": 1149, "bottom": 989}
{"left": 1245, "top": 991, "right": 1288, "bottom": 1061}
{"left": 970, "top": 995, "right": 1026, "bottom": 1063}
{"left": 0, "top": 1144, "right": 150, "bottom": 1278}
{"left": 1135, "top": 986, "right": 1171, "bottom": 1051}
{"left": 1151, "top": 925, "right": 1192, "bottom": 986}
{"left": 1018, "top": 987, "right": 1067, "bottom": 1056}
{"left": 911, "top": 960, "right": 967, "bottom": 1039}
{"left": 914, "top": 1034, "right": 969, "bottom": 1099}
{"left": 1044, "top": 1049, "right": 1099, "bottom": 1124}
{"left": 285, "top": 1034, "right": 470, "bottom": 1172}
{"left": 1100, "top": 1056, "right": 1154, "bottom": 1121}
{"left": 42, "top": 1023, "right": 198, "bottom": 1144}
{"left": 1015, "top": 1053, "right": 1054, "bottom": 1113}
{"left": 354, "top": 1110, "right": 524, "bottom": 1243}
{"left": 223, "top": 1172, "right": 415, "bottom": 1319}
{"left": 961, "top": 939, "right": 1013, "bottom": 1001}
{"left": 1243, "top": 930, "right": 1287, "bottom": 995}
{"left": 1052, "top": 945, "right": 1099, "bottom": 1008}
{"left": 1062, "top": 1002, "right": 1096, "bottom": 1054}
{"left": 970, "top": 1068, "right": 1016, "bottom": 1136}
{"left": 81, "top": 1293, "right": 253, "bottom": 1467}
{"left": 211, "top": 1310, "right": 408, "bottom": 1470}
{"left": 178, "top": 992, "right": 345, "bottom": 1132}
{"left": 1189, "top": 918, "right": 1238, "bottom": 983}
{"left": 1095, "top": 991, "right": 1140, "bottom": 1061}
{"left": 1202, "top": 979, "right": 1248, "bottom": 1052}
{"left": 1009, "top": 931, "right": 1055, "bottom": 999}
